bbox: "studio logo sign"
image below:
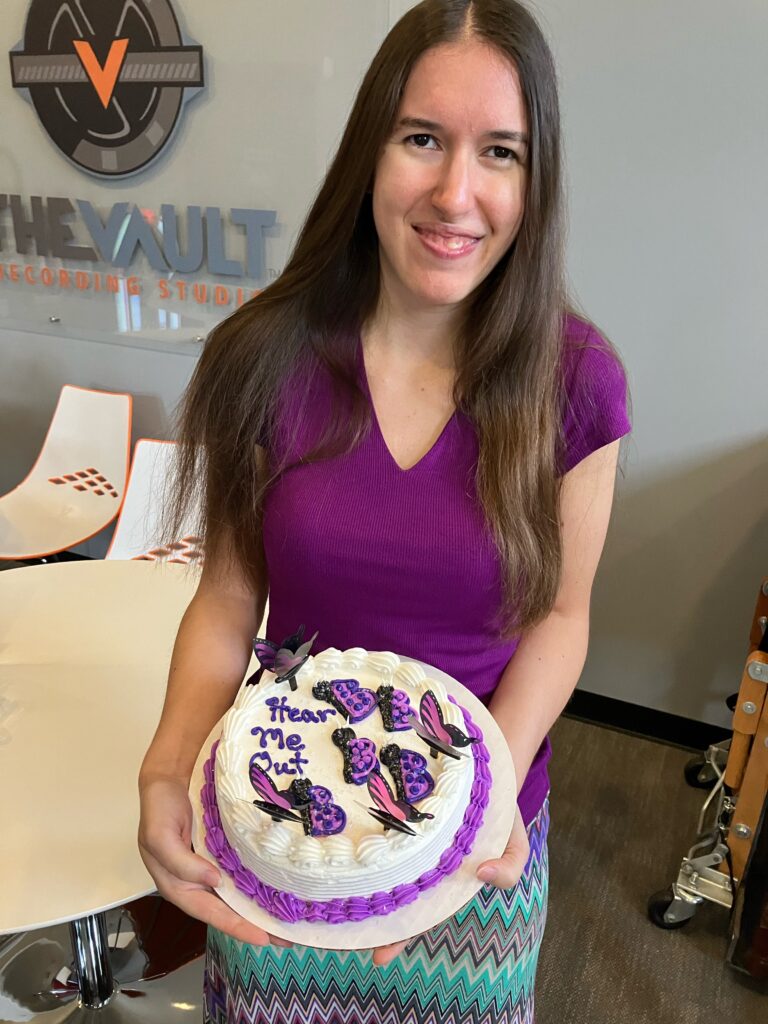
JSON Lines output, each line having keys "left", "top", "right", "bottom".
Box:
{"left": 9, "top": 0, "right": 204, "bottom": 178}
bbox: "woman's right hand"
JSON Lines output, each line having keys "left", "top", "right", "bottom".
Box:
{"left": 138, "top": 774, "right": 291, "bottom": 948}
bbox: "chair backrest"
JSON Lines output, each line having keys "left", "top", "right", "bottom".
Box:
{"left": 31, "top": 385, "right": 132, "bottom": 495}
{"left": 106, "top": 439, "right": 203, "bottom": 563}
{"left": 0, "top": 384, "right": 132, "bottom": 560}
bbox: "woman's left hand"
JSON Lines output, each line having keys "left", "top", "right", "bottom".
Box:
{"left": 475, "top": 804, "right": 530, "bottom": 888}
{"left": 371, "top": 808, "right": 529, "bottom": 967}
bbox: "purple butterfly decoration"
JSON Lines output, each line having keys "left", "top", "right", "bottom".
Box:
{"left": 377, "top": 685, "right": 413, "bottom": 732}
{"left": 407, "top": 690, "right": 478, "bottom": 760}
{"left": 332, "top": 727, "right": 380, "bottom": 785}
{"left": 245, "top": 624, "right": 318, "bottom": 691}
{"left": 249, "top": 764, "right": 347, "bottom": 837}
{"left": 312, "top": 678, "right": 378, "bottom": 724}
{"left": 366, "top": 770, "right": 433, "bottom": 836}
{"left": 380, "top": 743, "right": 435, "bottom": 803}
{"left": 248, "top": 757, "right": 309, "bottom": 826}
{"left": 305, "top": 784, "right": 347, "bottom": 837}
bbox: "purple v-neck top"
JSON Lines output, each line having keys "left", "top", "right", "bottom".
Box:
{"left": 261, "top": 314, "right": 630, "bottom": 827}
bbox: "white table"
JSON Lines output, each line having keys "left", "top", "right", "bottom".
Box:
{"left": 0, "top": 560, "right": 203, "bottom": 1021}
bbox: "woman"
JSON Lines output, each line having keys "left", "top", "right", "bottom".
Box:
{"left": 139, "top": 1, "right": 631, "bottom": 1021}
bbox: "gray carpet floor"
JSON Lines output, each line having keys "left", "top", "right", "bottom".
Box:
{"left": 538, "top": 715, "right": 767, "bottom": 1022}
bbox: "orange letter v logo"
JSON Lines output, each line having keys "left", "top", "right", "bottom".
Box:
{"left": 73, "top": 38, "right": 129, "bottom": 109}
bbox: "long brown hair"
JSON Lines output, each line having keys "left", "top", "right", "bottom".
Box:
{"left": 173, "top": 0, "right": 580, "bottom": 635}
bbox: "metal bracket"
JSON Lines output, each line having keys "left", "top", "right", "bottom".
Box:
{"left": 691, "top": 747, "right": 728, "bottom": 838}
{"left": 683, "top": 842, "right": 728, "bottom": 873}
{"left": 675, "top": 742, "right": 736, "bottom": 910}
{"left": 676, "top": 846, "right": 734, "bottom": 910}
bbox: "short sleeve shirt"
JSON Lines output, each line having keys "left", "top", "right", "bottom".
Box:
{"left": 261, "top": 314, "right": 631, "bottom": 825}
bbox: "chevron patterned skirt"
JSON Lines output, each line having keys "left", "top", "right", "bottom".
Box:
{"left": 204, "top": 797, "right": 549, "bottom": 1024}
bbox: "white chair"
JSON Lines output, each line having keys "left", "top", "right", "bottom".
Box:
{"left": 0, "top": 385, "right": 132, "bottom": 560}
{"left": 106, "top": 439, "right": 203, "bottom": 564}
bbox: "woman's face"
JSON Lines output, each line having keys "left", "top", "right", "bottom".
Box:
{"left": 372, "top": 38, "right": 529, "bottom": 318}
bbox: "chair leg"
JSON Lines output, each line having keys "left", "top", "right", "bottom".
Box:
{"left": 69, "top": 914, "right": 116, "bottom": 1009}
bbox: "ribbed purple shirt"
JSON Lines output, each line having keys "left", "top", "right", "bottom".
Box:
{"left": 262, "top": 315, "right": 630, "bottom": 826}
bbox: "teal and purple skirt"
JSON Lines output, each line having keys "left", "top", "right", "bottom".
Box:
{"left": 204, "top": 797, "right": 549, "bottom": 1024}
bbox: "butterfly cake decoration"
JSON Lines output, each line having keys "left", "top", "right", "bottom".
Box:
{"left": 248, "top": 759, "right": 347, "bottom": 837}
{"left": 408, "top": 690, "right": 478, "bottom": 760}
{"left": 245, "top": 624, "right": 318, "bottom": 691}
{"left": 248, "top": 757, "right": 310, "bottom": 825}
{"left": 364, "top": 770, "right": 434, "bottom": 836}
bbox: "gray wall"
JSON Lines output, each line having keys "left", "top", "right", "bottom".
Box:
{"left": 544, "top": 0, "right": 768, "bottom": 727}
{"left": 2, "top": 1, "right": 766, "bottom": 726}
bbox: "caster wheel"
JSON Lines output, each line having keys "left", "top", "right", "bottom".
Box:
{"left": 647, "top": 889, "right": 693, "bottom": 930}
{"left": 684, "top": 755, "right": 717, "bottom": 789}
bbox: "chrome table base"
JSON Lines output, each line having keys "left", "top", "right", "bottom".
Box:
{"left": 0, "top": 908, "right": 204, "bottom": 1023}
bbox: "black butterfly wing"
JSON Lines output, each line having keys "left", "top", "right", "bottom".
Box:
{"left": 367, "top": 808, "right": 416, "bottom": 837}
{"left": 281, "top": 624, "right": 305, "bottom": 653}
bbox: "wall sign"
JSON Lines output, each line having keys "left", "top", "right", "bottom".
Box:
{"left": 0, "top": 194, "right": 278, "bottom": 313}
{"left": 9, "top": 0, "right": 204, "bottom": 178}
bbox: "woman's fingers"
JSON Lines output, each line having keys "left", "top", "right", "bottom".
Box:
{"left": 139, "top": 839, "right": 216, "bottom": 892}
{"left": 140, "top": 826, "right": 220, "bottom": 887}
{"left": 476, "top": 853, "right": 526, "bottom": 889}
{"left": 140, "top": 844, "right": 270, "bottom": 946}
{"left": 372, "top": 937, "right": 412, "bottom": 967}
{"left": 138, "top": 777, "right": 286, "bottom": 949}
{"left": 138, "top": 777, "right": 219, "bottom": 885}
{"left": 138, "top": 777, "right": 277, "bottom": 947}
{"left": 476, "top": 808, "right": 530, "bottom": 888}
{"left": 181, "top": 888, "right": 271, "bottom": 947}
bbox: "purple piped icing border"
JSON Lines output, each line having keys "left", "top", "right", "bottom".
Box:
{"left": 200, "top": 700, "right": 492, "bottom": 923}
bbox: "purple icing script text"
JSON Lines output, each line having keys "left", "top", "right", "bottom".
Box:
{"left": 249, "top": 697, "right": 338, "bottom": 776}
{"left": 265, "top": 695, "right": 338, "bottom": 726}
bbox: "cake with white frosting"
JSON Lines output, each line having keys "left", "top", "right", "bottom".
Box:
{"left": 200, "top": 647, "right": 492, "bottom": 924}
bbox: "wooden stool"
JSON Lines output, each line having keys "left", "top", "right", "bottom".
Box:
{"left": 723, "top": 576, "right": 768, "bottom": 884}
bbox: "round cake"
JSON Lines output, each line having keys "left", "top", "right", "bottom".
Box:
{"left": 200, "top": 647, "right": 492, "bottom": 924}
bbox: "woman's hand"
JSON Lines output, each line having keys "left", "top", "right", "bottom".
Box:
{"left": 476, "top": 805, "right": 530, "bottom": 888}
{"left": 138, "top": 774, "right": 290, "bottom": 948}
{"left": 371, "top": 932, "right": 418, "bottom": 967}
{"left": 370, "top": 809, "right": 529, "bottom": 968}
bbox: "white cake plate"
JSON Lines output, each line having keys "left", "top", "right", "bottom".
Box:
{"left": 189, "top": 659, "right": 516, "bottom": 950}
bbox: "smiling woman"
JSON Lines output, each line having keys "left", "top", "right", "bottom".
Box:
{"left": 138, "top": 3, "right": 631, "bottom": 1024}
{"left": 171, "top": 0, "right": 572, "bottom": 638}
{"left": 373, "top": 39, "right": 529, "bottom": 311}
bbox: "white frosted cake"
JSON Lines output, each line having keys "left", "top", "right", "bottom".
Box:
{"left": 200, "top": 647, "right": 492, "bottom": 923}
